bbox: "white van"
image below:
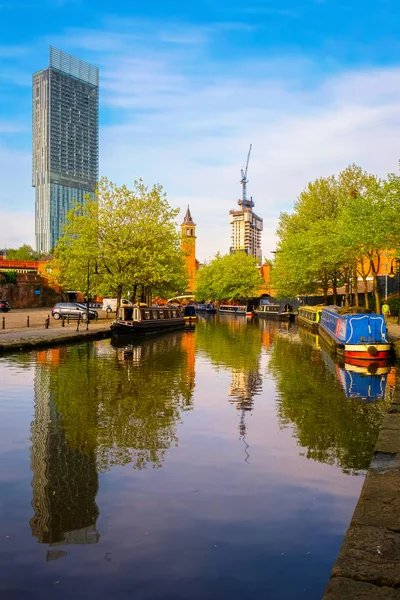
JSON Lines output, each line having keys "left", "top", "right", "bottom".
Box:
{"left": 102, "top": 298, "right": 132, "bottom": 313}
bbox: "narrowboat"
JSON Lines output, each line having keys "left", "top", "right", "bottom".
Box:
{"left": 219, "top": 305, "right": 247, "bottom": 316}
{"left": 111, "top": 305, "right": 185, "bottom": 336}
{"left": 318, "top": 306, "right": 391, "bottom": 361}
{"left": 296, "top": 305, "right": 323, "bottom": 331}
{"left": 194, "top": 303, "right": 216, "bottom": 314}
{"left": 183, "top": 305, "right": 197, "bottom": 323}
{"left": 255, "top": 303, "right": 295, "bottom": 322}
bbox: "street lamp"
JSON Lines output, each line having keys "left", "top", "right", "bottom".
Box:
{"left": 388, "top": 257, "right": 400, "bottom": 325}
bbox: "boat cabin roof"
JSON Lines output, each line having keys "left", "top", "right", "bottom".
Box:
{"left": 299, "top": 305, "right": 324, "bottom": 313}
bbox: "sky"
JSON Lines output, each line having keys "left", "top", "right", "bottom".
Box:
{"left": 1, "top": 0, "right": 400, "bottom": 262}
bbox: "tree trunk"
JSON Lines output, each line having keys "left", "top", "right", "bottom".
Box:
{"left": 116, "top": 284, "right": 123, "bottom": 311}
{"left": 372, "top": 273, "right": 380, "bottom": 314}
{"left": 323, "top": 285, "right": 328, "bottom": 305}
{"left": 353, "top": 268, "right": 359, "bottom": 308}
{"left": 332, "top": 274, "right": 338, "bottom": 306}
{"left": 344, "top": 282, "right": 349, "bottom": 308}
{"left": 363, "top": 277, "right": 369, "bottom": 309}
{"left": 333, "top": 284, "right": 337, "bottom": 306}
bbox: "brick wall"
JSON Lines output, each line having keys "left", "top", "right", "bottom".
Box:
{"left": 0, "top": 273, "right": 61, "bottom": 308}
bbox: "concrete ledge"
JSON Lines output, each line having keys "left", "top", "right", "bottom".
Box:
{"left": 0, "top": 327, "right": 111, "bottom": 354}
{"left": 324, "top": 577, "right": 400, "bottom": 599}
{"left": 323, "top": 386, "right": 400, "bottom": 598}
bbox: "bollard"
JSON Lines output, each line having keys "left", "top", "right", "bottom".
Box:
{"left": 86, "top": 316, "right": 89, "bottom": 331}
{"left": 76, "top": 315, "right": 80, "bottom": 331}
{"left": 27, "top": 316, "right": 30, "bottom": 328}
{"left": 2, "top": 316, "right": 5, "bottom": 330}
{"left": 45, "top": 316, "right": 50, "bottom": 329}
{"left": 62, "top": 317, "right": 65, "bottom": 327}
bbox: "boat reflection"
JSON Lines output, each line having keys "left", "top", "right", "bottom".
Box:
{"left": 297, "top": 326, "right": 393, "bottom": 402}
{"left": 321, "top": 349, "right": 391, "bottom": 402}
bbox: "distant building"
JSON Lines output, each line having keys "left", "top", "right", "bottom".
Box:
{"left": 181, "top": 206, "right": 197, "bottom": 292}
{"left": 229, "top": 147, "right": 263, "bottom": 264}
{"left": 32, "top": 46, "right": 99, "bottom": 254}
{"left": 230, "top": 208, "right": 263, "bottom": 264}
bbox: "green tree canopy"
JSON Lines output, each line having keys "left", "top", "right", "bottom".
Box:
{"left": 6, "top": 244, "right": 40, "bottom": 261}
{"left": 194, "top": 252, "right": 262, "bottom": 302}
{"left": 49, "top": 177, "right": 187, "bottom": 304}
{"left": 272, "top": 163, "right": 400, "bottom": 309}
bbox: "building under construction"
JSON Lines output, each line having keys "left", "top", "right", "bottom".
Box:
{"left": 229, "top": 145, "right": 263, "bottom": 265}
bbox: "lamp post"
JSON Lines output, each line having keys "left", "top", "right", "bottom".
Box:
{"left": 86, "top": 258, "right": 92, "bottom": 331}
{"left": 388, "top": 257, "right": 400, "bottom": 325}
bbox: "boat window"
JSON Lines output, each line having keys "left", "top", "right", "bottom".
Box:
{"left": 144, "top": 310, "right": 151, "bottom": 320}
{"left": 152, "top": 310, "right": 158, "bottom": 319}
{"left": 159, "top": 311, "right": 164, "bottom": 319}
{"left": 133, "top": 308, "right": 140, "bottom": 320}
{"left": 125, "top": 308, "right": 133, "bottom": 320}
{"left": 173, "top": 310, "right": 177, "bottom": 317}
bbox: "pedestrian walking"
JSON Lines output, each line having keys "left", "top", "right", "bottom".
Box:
{"left": 382, "top": 300, "right": 391, "bottom": 322}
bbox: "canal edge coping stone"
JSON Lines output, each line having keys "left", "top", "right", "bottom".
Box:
{"left": 322, "top": 385, "right": 400, "bottom": 599}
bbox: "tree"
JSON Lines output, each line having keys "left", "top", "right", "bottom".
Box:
{"left": 272, "top": 176, "right": 348, "bottom": 302}
{"left": 49, "top": 177, "right": 187, "bottom": 306}
{"left": 6, "top": 244, "right": 39, "bottom": 261}
{"left": 194, "top": 252, "right": 262, "bottom": 302}
{"left": 337, "top": 165, "right": 400, "bottom": 313}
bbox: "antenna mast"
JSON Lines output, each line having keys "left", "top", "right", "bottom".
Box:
{"left": 239, "top": 144, "right": 254, "bottom": 209}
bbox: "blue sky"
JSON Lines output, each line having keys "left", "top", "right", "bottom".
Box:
{"left": 1, "top": 0, "right": 400, "bottom": 260}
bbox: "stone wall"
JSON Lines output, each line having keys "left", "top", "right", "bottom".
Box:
{"left": 323, "top": 385, "right": 400, "bottom": 599}
{"left": 0, "top": 273, "right": 61, "bottom": 308}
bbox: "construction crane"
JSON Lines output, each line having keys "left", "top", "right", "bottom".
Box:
{"left": 239, "top": 144, "right": 254, "bottom": 208}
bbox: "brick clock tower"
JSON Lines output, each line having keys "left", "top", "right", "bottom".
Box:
{"left": 181, "top": 206, "right": 196, "bottom": 293}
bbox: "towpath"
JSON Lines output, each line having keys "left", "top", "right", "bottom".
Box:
{"left": 0, "top": 307, "right": 111, "bottom": 352}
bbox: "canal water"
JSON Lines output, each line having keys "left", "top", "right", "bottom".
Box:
{"left": 0, "top": 317, "right": 394, "bottom": 600}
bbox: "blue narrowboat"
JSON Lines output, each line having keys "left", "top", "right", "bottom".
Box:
{"left": 319, "top": 306, "right": 391, "bottom": 361}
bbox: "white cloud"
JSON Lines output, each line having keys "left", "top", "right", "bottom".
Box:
{"left": 1, "top": 20, "right": 400, "bottom": 261}
{"left": 0, "top": 207, "right": 34, "bottom": 248}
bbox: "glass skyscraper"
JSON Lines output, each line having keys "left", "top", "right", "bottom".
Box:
{"left": 32, "top": 47, "right": 99, "bottom": 254}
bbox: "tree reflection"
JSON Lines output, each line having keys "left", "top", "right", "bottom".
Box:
{"left": 268, "top": 331, "right": 390, "bottom": 473}
{"left": 33, "top": 333, "right": 195, "bottom": 474}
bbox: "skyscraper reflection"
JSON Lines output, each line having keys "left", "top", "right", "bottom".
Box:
{"left": 30, "top": 350, "right": 99, "bottom": 559}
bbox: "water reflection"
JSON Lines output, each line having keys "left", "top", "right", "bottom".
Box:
{"left": 0, "top": 318, "right": 395, "bottom": 599}
{"left": 269, "top": 327, "right": 391, "bottom": 473}
{"left": 30, "top": 349, "right": 99, "bottom": 559}
{"left": 197, "top": 317, "right": 263, "bottom": 443}
{"left": 321, "top": 351, "right": 391, "bottom": 402}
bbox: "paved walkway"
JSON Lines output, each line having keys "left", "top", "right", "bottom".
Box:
{"left": 387, "top": 320, "right": 400, "bottom": 341}
{"left": 0, "top": 309, "right": 112, "bottom": 352}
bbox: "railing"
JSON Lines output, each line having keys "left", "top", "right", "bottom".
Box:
{"left": 0, "top": 260, "right": 39, "bottom": 270}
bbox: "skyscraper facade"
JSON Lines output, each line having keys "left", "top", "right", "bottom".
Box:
{"left": 32, "top": 46, "right": 99, "bottom": 254}
{"left": 229, "top": 207, "right": 263, "bottom": 264}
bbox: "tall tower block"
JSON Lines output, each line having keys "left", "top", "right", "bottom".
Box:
{"left": 181, "top": 206, "right": 196, "bottom": 293}
{"left": 229, "top": 145, "right": 263, "bottom": 265}
{"left": 33, "top": 47, "right": 99, "bottom": 254}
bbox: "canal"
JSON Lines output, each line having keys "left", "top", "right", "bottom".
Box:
{"left": 0, "top": 316, "right": 394, "bottom": 599}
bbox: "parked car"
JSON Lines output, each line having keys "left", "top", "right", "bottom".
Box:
{"left": 51, "top": 302, "right": 98, "bottom": 321}
{"left": 102, "top": 298, "right": 132, "bottom": 313}
{"left": 0, "top": 300, "right": 10, "bottom": 312}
